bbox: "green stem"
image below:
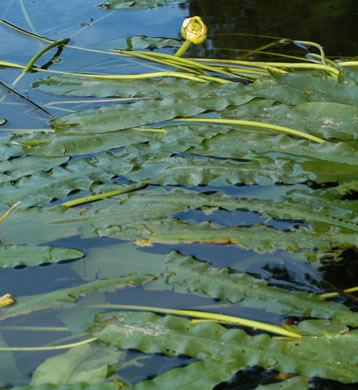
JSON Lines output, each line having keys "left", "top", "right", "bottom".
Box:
{"left": 173, "top": 117, "right": 326, "bottom": 143}
{"left": 320, "top": 286, "right": 358, "bottom": 299}
{"left": 0, "top": 60, "right": 208, "bottom": 82}
{"left": 13, "top": 37, "right": 70, "bottom": 86}
{"left": 174, "top": 39, "right": 191, "bottom": 57}
{"left": 62, "top": 183, "right": 147, "bottom": 207}
{"left": 87, "top": 304, "right": 301, "bottom": 338}
{"left": 0, "top": 201, "right": 21, "bottom": 224}
{"left": 0, "top": 336, "right": 97, "bottom": 351}
{"left": 124, "top": 50, "right": 236, "bottom": 78}
{"left": 294, "top": 40, "right": 326, "bottom": 65}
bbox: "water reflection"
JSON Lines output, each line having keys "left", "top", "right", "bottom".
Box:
{"left": 180, "top": 0, "right": 358, "bottom": 59}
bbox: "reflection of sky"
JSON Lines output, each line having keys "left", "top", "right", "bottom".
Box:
{"left": 0, "top": 0, "right": 190, "bottom": 127}
{"left": 0, "top": 0, "right": 189, "bottom": 47}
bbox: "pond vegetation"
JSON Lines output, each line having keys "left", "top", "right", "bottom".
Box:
{"left": 1, "top": 0, "right": 358, "bottom": 389}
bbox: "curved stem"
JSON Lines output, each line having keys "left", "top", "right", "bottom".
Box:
{"left": 0, "top": 201, "right": 21, "bottom": 223}
{"left": 294, "top": 40, "right": 326, "bottom": 65}
{"left": 174, "top": 39, "right": 191, "bottom": 57}
{"left": 0, "top": 337, "right": 97, "bottom": 351}
{"left": 320, "top": 286, "right": 358, "bottom": 299}
{"left": 173, "top": 117, "right": 326, "bottom": 143}
{"left": 62, "top": 183, "right": 147, "bottom": 207}
{"left": 0, "top": 60, "right": 208, "bottom": 82}
{"left": 13, "top": 37, "right": 70, "bottom": 86}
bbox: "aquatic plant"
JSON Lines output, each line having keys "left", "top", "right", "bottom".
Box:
{"left": 1, "top": 2, "right": 358, "bottom": 388}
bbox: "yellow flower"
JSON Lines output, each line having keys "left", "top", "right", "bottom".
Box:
{"left": 181, "top": 16, "right": 207, "bottom": 45}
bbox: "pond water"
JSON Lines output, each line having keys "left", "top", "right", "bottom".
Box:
{"left": 0, "top": 0, "right": 358, "bottom": 388}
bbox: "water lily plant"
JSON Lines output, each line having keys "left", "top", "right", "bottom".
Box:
{"left": 175, "top": 16, "right": 207, "bottom": 57}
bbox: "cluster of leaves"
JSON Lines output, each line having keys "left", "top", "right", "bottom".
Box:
{"left": 1, "top": 6, "right": 358, "bottom": 387}
{"left": 3, "top": 69, "right": 358, "bottom": 262}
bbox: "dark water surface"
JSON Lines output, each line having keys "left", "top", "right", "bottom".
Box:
{"left": 0, "top": 0, "right": 358, "bottom": 388}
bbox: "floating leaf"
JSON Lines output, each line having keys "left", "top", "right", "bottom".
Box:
{"left": 31, "top": 344, "right": 127, "bottom": 385}
{"left": 0, "top": 156, "right": 68, "bottom": 184}
{"left": 126, "top": 155, "right": 313, "bottom": 186}
{"left": 0, "top": 244, "right": 83, "bottom": 268}
{"left": 34, "top": 76, "right": 247, "bottom": 99}
{"left": 24, "top": 132, "right": 154, "bottom": 157}
{"left": 119, "top": 35, "right": 181, "bottom": 50}
{"left": 271, "top": 71, "right": 358, "bottom": 106}
{"left": 90, "top": 311, "right": 358, "bottom": 384}
{"left": 127, "top": 359, "right": 238, "bottom": 390}
{"left": 224, "top": 101, "right": 358, "bottom": 141}
{"left": 0, "top": 152, "right": 132, "bottom": 207}
{"left": 51, "top": 95, "right": 254, "bottom": 134}
{"left": 114, "top": 219, "right": 358, "bottom": 259}
{"left": 163, "top": 252, "right": 358, "bottom": 324}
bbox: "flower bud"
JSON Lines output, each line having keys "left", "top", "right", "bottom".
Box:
{"left": 181, "top": 16, "right": 207, "bottom": 45}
